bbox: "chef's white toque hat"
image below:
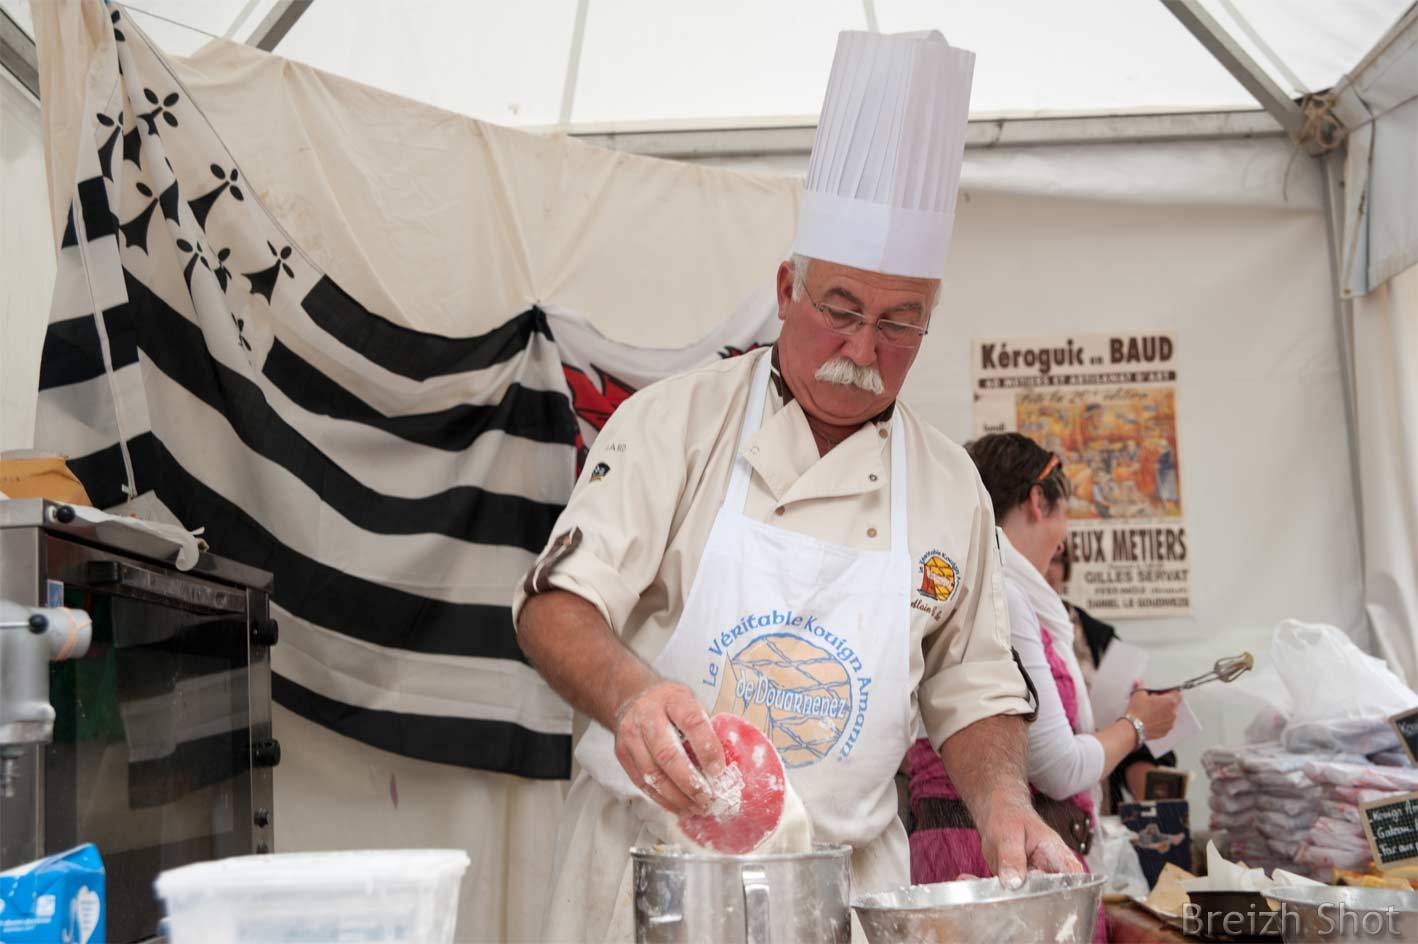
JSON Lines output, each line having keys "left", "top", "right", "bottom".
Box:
{"left": 792, "top": 30, "right": 975, "bottom": 280}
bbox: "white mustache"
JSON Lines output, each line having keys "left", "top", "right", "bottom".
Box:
{"left": 814, "top": 357, "right": 885, "bottom": 395}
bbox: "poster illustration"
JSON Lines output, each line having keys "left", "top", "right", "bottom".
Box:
{"left": 972, "top": 334, "right": 1190, "bottom": 618}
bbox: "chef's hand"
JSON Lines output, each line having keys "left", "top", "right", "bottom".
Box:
{"left": 978, "top": 801, "right": 1084, "bottom": 888}
{"left": 1126, "top": 686, "right": 1182, "bottom": 739}
{"left": 613, "top": 679, "right": 726, "bottom": 816}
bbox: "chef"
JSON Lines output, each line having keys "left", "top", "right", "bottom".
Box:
{"left": 513, "top": 29, "right": 1081, "bottom": 942}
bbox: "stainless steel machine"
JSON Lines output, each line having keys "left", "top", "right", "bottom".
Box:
{"left": 0, "top": 499, "right": 279, "bottom": 941}
{"left": 0, "top": 599, "right": 93, "bottom": 795}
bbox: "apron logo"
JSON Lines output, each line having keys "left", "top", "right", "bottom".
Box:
{"left": 589, "top": 461, "right": 610, "bottom": 482}
{"left": 701, "top": 611, "right": 873, "bottom": 767}
{"left": 916, "top": 550, "right": 961, "bottom": 602}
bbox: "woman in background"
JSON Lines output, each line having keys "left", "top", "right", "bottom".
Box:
{"left": 1046, "top": 544, "right": 1179, "bottom": 810}
{"left": 905, "top": 433, "right": 1181, "bottom": 898}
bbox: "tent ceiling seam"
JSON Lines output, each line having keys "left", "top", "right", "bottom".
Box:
{"left": 223, "top": 0, "right": 265, "bottom": 41}
{"left": 248, "top": 0, "right": 314, "bottom": 53}
{"left": 559, "top": 0, "right": 591, "bottom": 129}
{"left": 1161, "top": 0, "right": 1311, "bottom": 147}
{"left": 1343, "top": 2, "right": 1418, "bottom": 86}
{"left": 1212, "top": 0, "right": 1307, "bottom": 94}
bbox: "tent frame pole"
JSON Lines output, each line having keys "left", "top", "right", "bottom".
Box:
{"left": 248, "top": 0, "right": 314, "bottom": 53}
{"left": 573, "top": 109, "right": 1284, "bottom": 160}
{"left": 1319, "top": 151, "right": 1369, "bottom": 640}
{"left": 0, "top": 5, "right": 37, "bottom": 100}
{"left": 1159, "top": 0, "right": 1308, "bottom": 145}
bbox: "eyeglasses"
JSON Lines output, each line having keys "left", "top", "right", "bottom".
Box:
{"left": 801, "top": 285, "right": 929, "bottom": 349}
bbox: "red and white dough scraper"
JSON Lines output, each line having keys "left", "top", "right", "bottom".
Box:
{"left": 676, "top": 713, "right": 787, "bottom": 855}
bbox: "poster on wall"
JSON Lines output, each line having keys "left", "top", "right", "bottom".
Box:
{"left": 971, "top": 333, "right": 1190, "bottom": 619}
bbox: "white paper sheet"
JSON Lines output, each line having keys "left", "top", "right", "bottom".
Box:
{"left": 1090, "top": 640, "right": 1150, "bottom": 725}
{"left": 1146, "top": 699, "right": 1203, "bottom": 755}
{"left": 1182, "top": 840, "right": 1324, "bottom": 892}
{"left": 64, "top": 503, "right": 202, "bottom": 570}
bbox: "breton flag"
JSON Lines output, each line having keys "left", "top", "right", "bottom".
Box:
{"left": 34, "top": 6, "right": 780, "bottom": 779}
{"left": 35, "top": 6, "right": 578, "bottom": 778}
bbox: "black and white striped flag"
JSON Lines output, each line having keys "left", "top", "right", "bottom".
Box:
{"left": 35, "top": 6, "right": 577, "bottom": 779}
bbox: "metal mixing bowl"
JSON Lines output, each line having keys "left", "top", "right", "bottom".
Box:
{"left": 1269, "top": 886, "right": 1418, "bottom": 943}
{"left": 632, "top": 843, "right": 852, "bottom": 943}
{"left": 853, "top": 873, "right": 1105, "bottom": 944}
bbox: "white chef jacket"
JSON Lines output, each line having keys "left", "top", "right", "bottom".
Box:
{"left": 511, "top": 347, "right": 1032, "bottom": 941}
{"left": 514, "top": 348, "right": 1029, "bottom": 742}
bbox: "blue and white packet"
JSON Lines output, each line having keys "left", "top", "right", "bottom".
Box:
{"left": 0, "top": 844, "right": 104, "bottom": 944}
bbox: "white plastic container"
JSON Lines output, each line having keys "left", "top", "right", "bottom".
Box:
{"left": 154, "top": 849, "right": 470, "bottom": 943}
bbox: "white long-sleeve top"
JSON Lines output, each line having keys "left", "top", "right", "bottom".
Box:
{"left": 1005, "top": 579, "right": 1106, "bottom": 801}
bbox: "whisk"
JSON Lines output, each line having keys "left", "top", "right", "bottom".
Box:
{"left": 1146, "top": 652, "right": 1253, "bottom": 694}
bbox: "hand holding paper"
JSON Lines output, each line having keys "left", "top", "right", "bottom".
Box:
{"left": 1147, "top": 699, "right": 1202, "bottom": 755}
{"left": 1089, "top": 640, "right": 1203, "bottom": 753}
{"left": 1125, "top": 686, "right": 1182, "bottom": 739}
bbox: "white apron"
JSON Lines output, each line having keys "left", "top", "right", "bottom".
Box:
{"left": 556, "top": 353, "right": 916, "bottom": 941}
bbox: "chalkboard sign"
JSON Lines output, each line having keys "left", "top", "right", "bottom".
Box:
{"left": 1388, "top": 707, "right": 1418, "bottom": 765}
{"left": 1360, "top": 791, "right": 1418, "bottom": 871}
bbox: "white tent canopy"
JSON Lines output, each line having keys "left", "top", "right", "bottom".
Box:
{"left": 3, "top": 0, "right": 1413, "bottom": 126}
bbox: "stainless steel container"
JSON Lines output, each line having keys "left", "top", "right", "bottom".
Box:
{"left": 0, "top": 499, "right": 278, "bottom": 942}
{"left": 853, "top": 873, "right": 1105, "bottom": 944}
{"left": 631, "top": 843, "right": 851, "bottom": 944}
{"left": 1270, "top": 886, "right": 1418, "bottom": 943}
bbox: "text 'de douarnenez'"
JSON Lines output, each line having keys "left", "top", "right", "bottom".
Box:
{"left": 1361, "top": 791, "right": 1418, "bottom": 869}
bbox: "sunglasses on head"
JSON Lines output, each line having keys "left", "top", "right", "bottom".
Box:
{"left": 1035, "top": 453, "right": 1061, "bottom": 482}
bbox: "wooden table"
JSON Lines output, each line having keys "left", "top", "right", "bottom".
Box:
{"left": 1106, "top": 900, "right": 1190, "bottom": 944}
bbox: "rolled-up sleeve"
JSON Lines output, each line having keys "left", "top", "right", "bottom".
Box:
{"left": 511, "top": 389, "right": 686, "bottom": 635}
{"left": 918, "top": 473, "right": 1033, "bottom": 751}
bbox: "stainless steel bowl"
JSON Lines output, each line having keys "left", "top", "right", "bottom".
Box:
{"left": 1269, "top": 886, "right": 1418, "bottom": 943}
{"left": 853, "top": 873, "right": 1105, "bottom": 944}
{"left": 632, "top": 842, "right": 852, "bottom": 944}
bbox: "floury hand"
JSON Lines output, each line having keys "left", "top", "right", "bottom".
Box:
{"left": 517, "top": 592, "right": 728, "bottom": 814}
{"left": 613, "top": 679, "right": 727, "bottom": 815}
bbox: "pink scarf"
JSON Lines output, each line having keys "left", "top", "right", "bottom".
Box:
{"left": 908, "top": 626, "right": 1094, "bottom": 821}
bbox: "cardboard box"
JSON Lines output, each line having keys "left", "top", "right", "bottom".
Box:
{"left": 1121, "top": 800, "right": 1191, "bottom": 888}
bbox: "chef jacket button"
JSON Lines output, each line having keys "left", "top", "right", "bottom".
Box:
{"left": 867, "top": 527, "right": 878, "bottom": 538}
{"left": 878, "top": 428, "right": 888, "bottom": 438}
{"left": 868, "top": 473, "right": 878, "bottom": 482}
{"left": 774, "top": 506, "right": 785, "bottom": 516}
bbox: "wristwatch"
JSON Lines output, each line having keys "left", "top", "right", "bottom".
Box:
{"left": 1123, "top": 714, "right": 1147, "bottom": 749}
